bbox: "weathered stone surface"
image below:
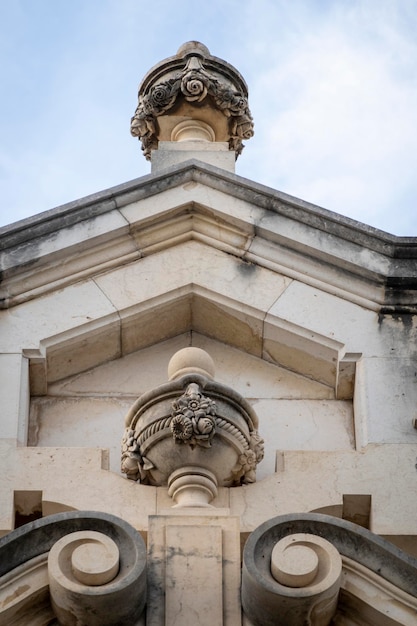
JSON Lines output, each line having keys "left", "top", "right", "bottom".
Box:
{"left": 151, "top": 141, "right": 236, "bottom": 172}
{"left": 242, "top": 513, "right": 417, "bottom": 626}
{"left": 0, "top": 511, "right": 147, "bottom": 626}
{"left": 121, "top": 348, "right": 264, "bottom": 502}
{"left": 1, "top": 41, "right": 417, "bottom": 626}
{"left": 1, "top": 161, "right": 416, "bottom": 312}
{"left": 230, "top": 444, "right": 417, "bottom": 535}
{"left": 147, "top": 512, "right": 241, "bottom": 626}
{"left": 259, "top": 531, "right": 342, "bottom": 625}
{"left": 0, "top": 353, "right": 29, "bottom": 442}
{"left": 131, "top": 42, "right": 254, "bottom": 160}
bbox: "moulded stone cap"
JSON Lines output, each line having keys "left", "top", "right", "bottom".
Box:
{"left": 176, "top": 41, "right": 211, "bottom": 58}
{"left": 167, "top": 347, "right": 215, "bottom": 380}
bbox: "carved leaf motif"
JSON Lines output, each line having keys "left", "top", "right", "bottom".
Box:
{"left": 229, "top": 430, "right": 264, "bottom": 485}
{"left": 121, "top": 427, "right": 154, "bottom": 483}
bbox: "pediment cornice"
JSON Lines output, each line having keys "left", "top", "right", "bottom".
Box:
{"left": 1, "top": 161, "right": 416, "bottom": 311}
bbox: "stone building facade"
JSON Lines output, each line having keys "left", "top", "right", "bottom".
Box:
{"left": 1, "top": 42, "right": 417, "bottom": 625}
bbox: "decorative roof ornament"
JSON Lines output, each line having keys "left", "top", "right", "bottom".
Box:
{"left": 121, "top": 347, "right": 264, "bottom": 507}
{"left": 131, "top": 42, "right": 254, "bottom": 160}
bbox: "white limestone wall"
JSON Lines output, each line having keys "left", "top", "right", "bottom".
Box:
{"left": 28, "top": 334, "right": 354, "bottom": 478}
{"left": 1, "top": 239, "right": 416, "bottom": 537}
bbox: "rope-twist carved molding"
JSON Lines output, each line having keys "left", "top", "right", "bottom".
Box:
{"left": 121, "top": 350, "right": 264, "bottom": 488}
{"left": 121, "top": 400, "right": 262, "bottom": 485}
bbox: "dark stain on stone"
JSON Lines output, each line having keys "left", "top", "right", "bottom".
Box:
{"left": 237, "top": 258, "right": 257, "bottom": 275}
{"left": 378, "top": 309, "right": 415, "bottom": 331}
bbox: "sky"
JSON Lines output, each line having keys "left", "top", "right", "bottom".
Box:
{"left": 0, "top": 0, "right": 416, "bottom": 236}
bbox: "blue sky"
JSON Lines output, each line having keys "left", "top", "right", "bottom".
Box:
{"left": 1, "top": 0, "right": 416, "bottom": 235}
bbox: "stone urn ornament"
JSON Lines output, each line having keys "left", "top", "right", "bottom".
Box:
{"left": 121, "top": 347, "right": 264, "bottom": 506}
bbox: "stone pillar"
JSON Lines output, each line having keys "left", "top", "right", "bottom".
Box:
{"left": 147, "top": 509, "right": 241, "bottom": 626}
{"left": 0, "top": 353, "right": 29, "bottom": 444}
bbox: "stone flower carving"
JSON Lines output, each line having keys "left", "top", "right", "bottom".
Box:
{"left": 131, "top": 51, "right": 254, "bottom": 159}
{"left": 230, "top": 430, "right": 265, "bottom": 484}
{"left": 181, "top": 70, "right": 209, "bottom": 102}
{"left": 171, "top": 382, "right": 216, "bottom": 448}
{"left": 211, "top": 84, "right": 246, "bottom": 116}
{"left": 121, "top": 428, "right": 154, "bottom": 483}
{"left": 149, "top": 80, "right": 179, "bottom": 110}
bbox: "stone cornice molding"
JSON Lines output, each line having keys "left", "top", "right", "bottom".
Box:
{"left": 1, "top": 162, "right": 416, "bottom": 312}
{"left": 340, "top": 556, "right": 417, "bottom": 625}
{"left": 2, "top": 162, "right": 415, "bottom": 256}
{"left": 130, "top": 42, "right": 254, "bottom": 159}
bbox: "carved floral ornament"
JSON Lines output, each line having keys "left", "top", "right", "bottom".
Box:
{"left": 131, "top": 44, "right": 254, "bottom": 159}
{"left": 170, "top": 382, "right": 216, "bottom": 447}
{"left": 121, "top": 347, "right": 264, "bottom": 491}
{"left": 121, "top": 380, "right": 264, "bottom": 486}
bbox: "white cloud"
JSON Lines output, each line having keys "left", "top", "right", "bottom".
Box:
{"left": 0, "top": 0, "right": 416, "bottom": 235}
{"left": 238, "top": 0, "right": 417, "bottom": 233}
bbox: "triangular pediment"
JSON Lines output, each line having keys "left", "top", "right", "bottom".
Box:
{"left": 1, "top": 160, "right": 416, "bottom": 313}
{"left": 11, "top": 238, "right": 359, "bottom": 397}
{"left": 1, "top": 162, "right": 383, "bottom": 398}
{"left": 2, "top": 35, "right": 417, "bottom": 626}
{"left": 29, "top": 333, "right": 354, "bottom": 482}
{"left": 1, "top": 160, "right": 415, "bottom": 452}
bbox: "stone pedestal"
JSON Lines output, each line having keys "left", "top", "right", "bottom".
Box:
{"left": 147, "top": 510, "right": 241, "bottom": 626}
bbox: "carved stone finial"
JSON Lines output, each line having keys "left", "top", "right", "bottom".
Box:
{"left": 121, "top": 347, "right": 264, "bottom": 505}
{"left": 131, "top": 42, "right": 254, "bottom": 160}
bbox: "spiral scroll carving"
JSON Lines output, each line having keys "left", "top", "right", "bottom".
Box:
{"left": 48, "top": 527, "right": 146, "bottom": 626}
{"left": 242, "top": 528, "right": 342, "bottom": 626}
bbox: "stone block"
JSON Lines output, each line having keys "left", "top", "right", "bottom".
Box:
{"left": 253, "top": 399, "right": 354, "bottom": 480}
{"left": 147, "top": 513, "right": 241, "bottom": 626}
{"left": 194, "top": 334, "right": 334, "bottom": 400}
{"left": 165, "top": 525, "right": 223, "bottom": 625}
{"left": 29, "top": 397, "right": 133, "bottom": 474}
{"left": 48, "top": 334, "right": 190, "bottom": 397}
{"left": 230, "top": 445, "right": 417, "bottom": 535}
{"left": 0, "top": 279, "right": 118, "bottom": 352}
{"left": 355, "top": 357, "right": 417, "bottom": 445}
{"left": 0, "top": 353, "right": 29, "bottom": 442}
{"left": 118, "top": 182, "right": 260, "bottom": 236}
{"left": 266, "top": 279, "right": 395, "bottom": 358}
{"left": 151, "top": 141, "right": 235, "bottom": 173}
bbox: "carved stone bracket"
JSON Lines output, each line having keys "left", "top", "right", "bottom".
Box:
{"left": 131, "top": 42, "right": 254, "bottom": 159}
